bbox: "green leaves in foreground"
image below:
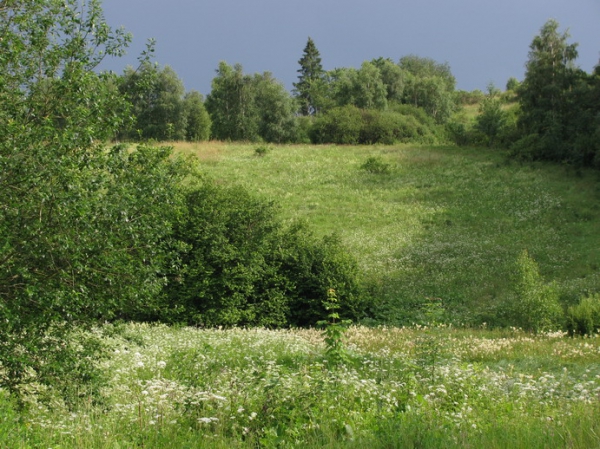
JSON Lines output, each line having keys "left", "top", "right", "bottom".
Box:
{"left": 317, "top": 288, "right": 353, "bottom": 366}
{"left": 0, "top": 1, "right": 187, "bottom": 392}
{"left": 509, "top": 250, "right": 563, "bottom": 333}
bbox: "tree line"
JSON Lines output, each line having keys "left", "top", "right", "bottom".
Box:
{"left": 116, "top": 25, "right": 600, "bottom": 168}
{"left": 116, "top": 38, "right": 458, "bottom": 145}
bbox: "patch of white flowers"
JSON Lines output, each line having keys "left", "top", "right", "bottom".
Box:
{"left": 21, "top": 323, "right": 600, "bottom": 441}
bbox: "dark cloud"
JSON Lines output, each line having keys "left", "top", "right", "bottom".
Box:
{"left": 99, "top": 0, "right": 600, "bottom": 94}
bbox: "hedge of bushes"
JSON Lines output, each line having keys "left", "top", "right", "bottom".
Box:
{"left": 310, "top": 104, "right": 440, "bottom": 145}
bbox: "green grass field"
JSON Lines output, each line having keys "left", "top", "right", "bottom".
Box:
{"left": 171, "top": 141, "right": 600, "bottom": 325}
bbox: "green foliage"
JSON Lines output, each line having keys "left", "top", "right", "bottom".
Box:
{"left": 293, "top": 37, "right": 327, "bottom": 116}
{"left": 445, "top": 116, "right": 473, "bottom": 146}
{"left": 367, "top": 108, "right": 438, "bottom": 144}
{"left": 567, "top": 295, "right": 600, "bottom": 336}
{"left": 119, "top": 61, "right": 188, "bottom": 141}
{"left": 371, "top": 57, "right": 406, "bottom": 103}
{"left": 327, "top": 62, "right": 388, "bottom": 110}
{"left": 254, "top": 145, "right": 270, "bottom": 156}
{"left": 253, "top": 72, "right": 299, "bottom": 143}
{"left": 0, "top": 0, "right": 189, "bottom": 394}
{"left": 513, "top": 19, "right": 600, "bottom": 167}
{"left": 310, "top": 105, "right": 439, "bottom": 145}
{"left": 164, "top": 177, "right": 365, "bottom": 328}
{"left": 317, "top": 289, "right": 352, "bottom": 367}
{"left": 420, "top": 297, "right": 447, "bottom": 326}
{"left": 455, "top": 89, "right": 485, "bottom": 105}
{"left": 475, "top": 92, "right": 508, "bottom": 147}
{"left": 206, "top": 62, "right": 259, "bottom": 141}
{"left": 310, "top": 105, "right": 363, "bottom": 144}
{"left": 359, "top": 109, "right": 399, "bottom": 145}
{"left": 509, "top": 250, "right": 563, "bottom": 333}
{"left": 506, "top": 77, "right": 521, "bottom": 92}
{"left": 165, "top": 179, "right": 286, "bottom": 327}
{"left": 283, "top": 228, "right": 365, "bottom": 326}
{"left": 359, "top": 156, "right": 392, "bottom": 175}
{"left": 206, "top": 62, "right": 297, "bottom": 142}
{"left": 399, "top": 55, "right": 457, "bottom": 123}
{"left": 183, "top": 90, "right": 212, "bottom": 141}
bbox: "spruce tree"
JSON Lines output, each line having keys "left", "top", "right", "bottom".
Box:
{"left": 293, "top": 37, "right": 326, "bottom": 115}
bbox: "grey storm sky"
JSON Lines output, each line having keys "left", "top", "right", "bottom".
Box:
{"left": 99, "top": 0, "right": 600, "bottom": 95}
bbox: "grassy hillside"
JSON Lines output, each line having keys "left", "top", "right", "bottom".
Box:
{"left": 170, "top": 141, "right": 600, "bottom": 325}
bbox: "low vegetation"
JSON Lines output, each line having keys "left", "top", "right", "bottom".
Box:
{"left": 2, "top": 323, "right": 599, "bottom": 448}
{"left": 173, "top": 142, "right": 600, "bottom": 330}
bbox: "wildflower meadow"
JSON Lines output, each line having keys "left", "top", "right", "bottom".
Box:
{"left": 2, "top": 323, "right": 599, "bottom": 448}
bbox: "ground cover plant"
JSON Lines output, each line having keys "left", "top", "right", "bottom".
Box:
{"left": 2, "top": 323, "right": 599, "bottom": 448}
{"left": 170, "top": 141, "right": 600, "bottom": 327}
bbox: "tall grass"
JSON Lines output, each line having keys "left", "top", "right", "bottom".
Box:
{"left": 170, "top": 142, "right": 600, "bottom": 325}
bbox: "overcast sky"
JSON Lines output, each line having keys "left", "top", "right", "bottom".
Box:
{"left": 99, "top": 0, "right": 600, "bottom": 95}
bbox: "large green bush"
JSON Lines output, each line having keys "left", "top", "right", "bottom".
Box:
{"left": 164, "top": 178, "right": 367, "bottom": 328}
{"left": 310, "top": 104, "right": 439, "bottom": 145}
{"left": 280, "top": 225, "right": 365, "bottom": 326}
{"left": 0, "top": 0, "right": 190, "bottom": 395}
{"left": 310, "top": 105, "right": 363, "bottom": 144}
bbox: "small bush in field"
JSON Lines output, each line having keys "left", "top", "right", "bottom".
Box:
{"left": 567, "top": 294, "right": 600, "bottom": 336}
{"left": 360, "top": 156, "right": 392, "bottom": 174}
{"left": 510, "top": 250, "right": 563, "bottom": 333}
{"left": 254, "top": 145, "right": 269, "bottom": 156}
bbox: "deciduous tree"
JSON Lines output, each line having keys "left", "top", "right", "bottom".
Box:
{"left": 205, "top": 62, "right": 260, "bottom": 141}
{"left": 515, "top": 19, "right": 582, "bottom": 161}
{"left": 399, "top": 55, "right": 457, "bottom": 123}
{"left": 0, "top": 0, "right": 185, "bottom": 392}
{"left": 183, "top": 90, "right": 211, "bottom": 141}
{"left": 119, "top": 62, "right": 187, "bottom": 140}
{"left": 206, "top": 62, "right": 297, "bottom": 142}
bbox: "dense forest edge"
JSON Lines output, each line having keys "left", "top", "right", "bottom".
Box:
{"left": 1, "top": 0, "right": 600, "bottom": 418}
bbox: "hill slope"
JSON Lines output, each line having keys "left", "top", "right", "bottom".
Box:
{"left": 173, "top": 142, "right": 600, "bottom": 325}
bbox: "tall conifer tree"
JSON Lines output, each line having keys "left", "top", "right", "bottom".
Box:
{"left": 294, "top": 37, "right": 326, "bottom": 115}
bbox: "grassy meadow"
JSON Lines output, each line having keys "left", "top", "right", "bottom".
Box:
{"left": 3, "top": 142, "right": 600, "bottom": 448}
{"left": 171, "top": 141, "right": 600, "bottom": 325}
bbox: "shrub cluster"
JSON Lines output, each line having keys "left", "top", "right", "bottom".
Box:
{"left": 162, "top": 176, "right": 368, "bottom": 328}
{"left": 507, "top": 250, "right": 563, "bottom": 333}
{"left": 567, "top": 295, "right": 600, "bottom": 336}
{"left": 310, "top": 105, "right": 439, "bottom": 145}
